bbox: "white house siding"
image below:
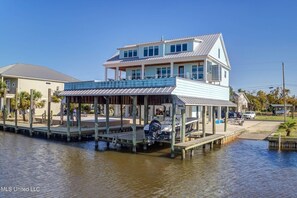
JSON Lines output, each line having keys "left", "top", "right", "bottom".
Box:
{"left": 17, "top": 78, "right": 65, "bottom": 115}
{"left": 220, "top": 67, "right": 229, "bottom": 86}
{"left": 172, "top": 78, "right": 229, "bottom": 100}
{"left": 209, "top": 37, "right": 228, "bottom": 66}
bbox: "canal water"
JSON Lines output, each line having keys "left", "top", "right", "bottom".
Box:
{"left": 1, "top": 131, "right": 297, "bottom": 198}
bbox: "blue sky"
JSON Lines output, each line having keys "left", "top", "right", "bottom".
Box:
{"left": 1, "top": 0, "right": 297, "bottom": 94}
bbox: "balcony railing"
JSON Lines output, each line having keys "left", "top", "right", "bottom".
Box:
{"left": 65, "top": 77, "right": 176, "bottom": 90}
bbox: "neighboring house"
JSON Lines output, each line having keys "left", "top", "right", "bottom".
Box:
{"left": 62, "top": 33, "right": 234, "bottom": 121}
{"left": 232, "top": 92, "right": 250, "bottom": 112}
{"left": 0, "top": 63, "right": 78, "bottom": 115}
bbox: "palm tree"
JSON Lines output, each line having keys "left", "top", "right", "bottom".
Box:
{"left": 279, "top": 120, "right": 297, "bottom": 136}
{"left": 11, "top": 90, "right": 45, "bottom": 121}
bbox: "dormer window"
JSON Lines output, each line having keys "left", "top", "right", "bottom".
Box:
{"left": 144, "top": 45, "right": 159, "bottom": 57}
{"left": 170, "top": 45, "right": 175, "bottom": 53}
{"left": 170, "top": 43, "right": 187, "bottom": 53}
{"left": 176, "top": 44, "right": 181, "bottom": 52}
{"left": 123, "top": 49, "right": 138, "bottom": 58}
{"left": 182, "top": 43, "right": 187, "bottom": 51}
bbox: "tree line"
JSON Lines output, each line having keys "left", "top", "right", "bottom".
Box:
{"left": 231, "top": 87, "right": 297, "bottom": 112}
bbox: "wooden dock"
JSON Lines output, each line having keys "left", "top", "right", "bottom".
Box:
{"left": 174, "top": 134, "right": 225, "bottom": 159}
{"left": 0, "top": 120, "right": 139, "bottom": 141}
{"left": 98, "top": 130, "right": 145, "bottom": 146}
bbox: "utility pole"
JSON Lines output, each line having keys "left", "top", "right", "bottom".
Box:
{"left": 282, "top": 62, "right": 286, "bottom": 122}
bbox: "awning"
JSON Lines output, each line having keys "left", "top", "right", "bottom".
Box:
{"left": 60, "top": 87, "right": 175, "bottom": 97}
{"left": 176, "top": 96, "right": 236, "bottom": 107}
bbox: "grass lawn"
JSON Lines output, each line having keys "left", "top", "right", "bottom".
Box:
{"left": 273, "top": 128, "right": 297, "bottom": 138}
{"left": 255, "top": 115, "right": 297, "bottom": 121}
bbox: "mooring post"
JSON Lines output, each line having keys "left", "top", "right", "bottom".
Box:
{"left": 181, "top": 107, "right": 186, "bottom": 143}
{"left": 212, "top": 106, "right": 216, "bottom": 134}
{"left": 132, "top": 96, "right": 137, "bottom": 153}
{"left": 66, "top": 97, "right": 70, "bottom": 142}
{"left": 196, "top": 106, "right": 199, "bottom": 131}
{"left": 94, "top": 96, "right": 99, "bottom": 150}
{"left": 171, "top": 97, "right": 176, "bottom": 158}
{"left": 29, "top": 89, "right": 33, "bottom": 136}
{"left": 120, "top": 96, "right": 123, "bottom": 131}
{"left": 78, "top": 98, "right": 82, "bottom": 141}
{"left": 14, "top": 89, "right": 18, "bottom": 133}
{"left": 47, "top": 88, "right": 51, "bottom": 139}
{"left": 202, "top": 106, "right": 206, "bottom": 137}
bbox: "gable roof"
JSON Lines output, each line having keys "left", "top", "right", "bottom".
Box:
{"left": 233, "top": 92, "right": 250, "bottom": 103}
{"left": 0, "top": 63, "right": 78, "bottom": 82}
{"left": 104, "top": 33, "right": 229, "bottom": 67}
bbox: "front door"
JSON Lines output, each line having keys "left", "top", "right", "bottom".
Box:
{"left": 178, "top": 66, "right": 184, "bottom": 78}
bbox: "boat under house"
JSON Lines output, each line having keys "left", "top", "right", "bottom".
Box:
{"left": 60, "top": 33, "right": 236, "bottom": 157}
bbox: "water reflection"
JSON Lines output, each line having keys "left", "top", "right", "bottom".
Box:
{"left": 1, "top": 131, "right": 297, "bottom": 197}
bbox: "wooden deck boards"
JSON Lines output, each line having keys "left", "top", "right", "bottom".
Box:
{"left": 174, "top": 134, "right": 224, "bottom": 151}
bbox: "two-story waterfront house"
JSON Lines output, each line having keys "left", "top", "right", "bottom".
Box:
{"left": 61, "top": 33, "right": 235, "bottom": 155}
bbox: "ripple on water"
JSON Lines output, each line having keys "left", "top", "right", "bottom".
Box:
{"left": 1, "top": 132, "right": 297, "bottom": 197}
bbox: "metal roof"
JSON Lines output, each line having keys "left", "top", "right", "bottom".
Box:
{"left": 60, "top": 87, "right": 175, "bottom": 96}
{"left": 105, "top": 33, "right": 221, "bottom": 65}
{"left": 0, "top": 63, "right": 78, "bottom": 82}
{"left": 176, "top": 96, "right": 236, "bottom": 107}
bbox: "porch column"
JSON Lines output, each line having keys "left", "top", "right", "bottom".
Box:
{"left": 132, "top": 96, "right": 137, "bottom": 153}
{"left": 78, "top": 98, "right": 82, "bottom": 141}
{"left": 144, "top": 96, "right": 148, "bottom": 125}
{"left": 47, "top": 88, "right": 51, "bottom": 139}
{"left": 224, "top": 107, "right": 229, "bottom": 132}
{"left": 212, "top": 106, "right": 216, "bottom": 134}
{"left": 105, "top": 67, "right": 108, "bottom": 81}
{"left": 141, "top": 64, "right": 145, "bottom": 79}
{"left": 170, "top": 96, "right": 176, "bottom": 158}
{"left": 202, "top": 106, "right": 206, "bottom": 137}
{"left": 125, "top": 105, "right": 129, "bottom": 117}
{"left": 208, "top": 106, "right": 212, "bottom": 122}
{"left": 105, "top": 96, "right": 110, "bottom": 134}
{"left": 66, "top": 97, "right": 70, "bottom": 141}
{"left": 115, "top": 66, "right": 119, "bottom": 80}
{"left": 170, "top": 61, "right": 174, "bottom": 77}
{"left": 218, "top": 106, "right": 222, "bottom": 120}
{"left": 29, "top": 89, "right": 33, "bottom": 136}
{"left": 181, "top": 107, "right": 186, "bottom": 143}
{"left": 94, "top": 96, "right": 99, "bottom": 150}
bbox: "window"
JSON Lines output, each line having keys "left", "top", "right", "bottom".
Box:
{"left": 182, "top": 43, "right": 187, "bottom": 51}
{"left": 192, "top": 64, "right": 204, "bottom": 80}
{"left": 156, "top": 67, "right": 171, "bottom": 78}
{"left": 144, "top": 47, "right": 148, "bottom": 57}
{"left": 218, "top": 48, "right": 221, "bottom": 58}
{"left": 170, "top": 45, "right": 175, "bottom": 53}
{"left": 128, "top": 50, "right": 133, "bottom": 57}
{"left": 124, "top": 51, "right": 127, "bottom": 58}
{"left": 198, "top": 65, "right": 204, "bottom": 79}
{"left": 132, "top": 69, "right": 141, "bottom": 80}
{"left": 149, "top": 46, "right": 154, "bottom": 56}
{"left": 176, "top": 44, "right": 181, "bottom": 52}
{"left": 133, "top": 50, "right": 137, "bottom": 57}
{"left": 154, "top": 46, "right": 159, "bottom": 56}
{"left": 170, "top": 43, "right": 187, "bottom": 53}
{"left": 224, "top": 70, "right": 227, "bottom": 78}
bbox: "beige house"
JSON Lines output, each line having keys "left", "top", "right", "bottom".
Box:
{"left": 233, "top": 92, "right": 250, "bottom": 112}
{"left": 0, "top": 63, "right": 78, "bottom": 115}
